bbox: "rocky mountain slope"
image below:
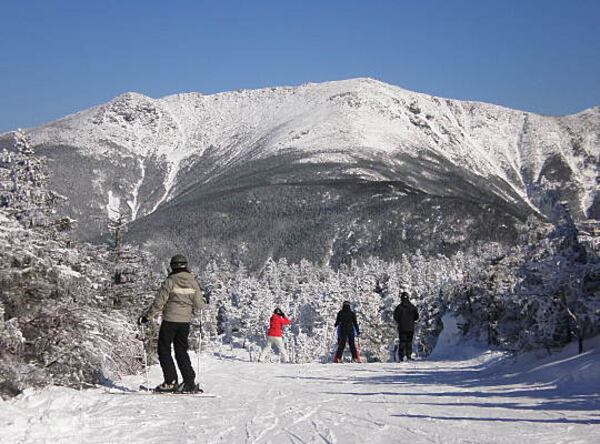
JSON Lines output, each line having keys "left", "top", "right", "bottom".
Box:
{"left": 1, "top": 78, "right": 598, "bottom": 268}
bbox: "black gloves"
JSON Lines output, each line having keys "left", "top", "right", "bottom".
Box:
{"left": 137, "top": 315, "right": 149, "bottom": 325}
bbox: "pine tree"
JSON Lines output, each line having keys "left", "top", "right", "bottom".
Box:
{"left": 0, "top": 132, "right": 155, "bottom": 398}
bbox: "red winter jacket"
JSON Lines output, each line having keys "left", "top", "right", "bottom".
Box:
{"left": 266, "top": 314, "right": 291, "bottom": 337}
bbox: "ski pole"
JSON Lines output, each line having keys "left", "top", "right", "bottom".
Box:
{"left": 140, "top": 324, "right": 150, "bottom": 391}
{"left": 197, "top": 324, "right": 201, "bottom": 383}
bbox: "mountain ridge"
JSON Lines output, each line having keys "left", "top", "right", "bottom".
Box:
{"left": 8, "top": 77, "right": 596, "bottom": 138}
{"left": 0, "top": 78, "right": 597, "bottom": 268}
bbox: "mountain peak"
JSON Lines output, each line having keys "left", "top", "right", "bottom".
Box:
{"left": 94, "top": 91, "right": 161, "bottom": 128}
{"left": 111, "top": 91, "right": 153, "bottom": 102}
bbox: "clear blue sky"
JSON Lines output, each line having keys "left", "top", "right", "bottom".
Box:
{"left": 1, "top": 0, "right": 599, "bottom": 132}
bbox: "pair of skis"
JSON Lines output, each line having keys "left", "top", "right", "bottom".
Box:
{"left": 105, "top": 386, "right": 217, "bottom": 397}
{"left": 138, "top": 385, "right": 217, "bottom": 397}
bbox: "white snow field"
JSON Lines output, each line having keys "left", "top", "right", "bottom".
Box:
{"left": 1, "top": 337, "right": 599, "bottom": 444}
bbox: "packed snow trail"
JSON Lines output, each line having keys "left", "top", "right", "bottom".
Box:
{"left": 1, "top": 343, "right": 599, "bottom": 444}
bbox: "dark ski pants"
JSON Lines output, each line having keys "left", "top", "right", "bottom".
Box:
{"left": 398, "top": 330, "right": 414, "bottom": 361}
{"left": 158, "top": 321, "right": 195, "bottom": 385}
{"left": 335, "top": 334, "right": 359, "bottom": 361}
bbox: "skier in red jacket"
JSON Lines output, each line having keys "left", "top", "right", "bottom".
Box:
{"left": 258, "top": 308, "right": 291, "bottom": 363}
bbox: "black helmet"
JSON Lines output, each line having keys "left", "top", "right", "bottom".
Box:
{"left": 170, "top": 254, "right": 188, "bottom": 270}
{"left": 400, "top": 291, "right": 409, "bottom": 301}
{"left": 342, "top": 300, "right": 351, "bottom": 308}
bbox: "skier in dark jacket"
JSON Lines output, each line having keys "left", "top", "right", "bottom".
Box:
{"left": 333, "top": 301, "right": 361, "bottom": 363}
{"left": 393, "top": 292, "right": 419, "bottom": 361}
{"left": 138, "top": 254, "right": 205, "bottom": 393}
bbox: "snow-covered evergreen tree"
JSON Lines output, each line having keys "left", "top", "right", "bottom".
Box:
{"left": 0, "top": 132, "right": 157, "bottom": 399}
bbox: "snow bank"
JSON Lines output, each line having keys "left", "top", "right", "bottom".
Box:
{"left": 429, "top": 314, "right": 600, "bottom": 394}
{"left": 486, "top": 335, "right": 600, "bottom": 391}
{"left": 429, "top": 313, "right": 500, "bottom": 361}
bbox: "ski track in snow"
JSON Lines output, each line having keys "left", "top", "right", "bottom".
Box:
{"left": 1, "top": 344, "right": 599, "bottom": 444}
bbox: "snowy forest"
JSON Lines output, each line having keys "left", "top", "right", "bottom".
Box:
{"left": 1, "top": 129, "right": 599, "bottom": 400}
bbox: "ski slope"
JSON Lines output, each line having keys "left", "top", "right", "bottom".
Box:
{"left": 1, "top": 340, "right": 599, "bottom": 444}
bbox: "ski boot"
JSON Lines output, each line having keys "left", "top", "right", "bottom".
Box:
{"left": 154, "top": 381, "right": 178, "bottom": 393}
{"left": 176, "top": 381, "right": 203, "bottom": 394}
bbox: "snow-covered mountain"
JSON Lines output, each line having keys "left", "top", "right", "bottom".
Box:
{"left": 1, "top": 78, "right": 598, "bottom": 267}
